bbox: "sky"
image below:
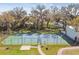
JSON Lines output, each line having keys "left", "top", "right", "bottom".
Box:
{"left": 0, "top": 3, "right": 71, "bottom": 14}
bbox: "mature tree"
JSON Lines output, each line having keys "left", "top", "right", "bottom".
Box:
{"left": 0, "top": 12, "right": 15, "bottom": 33}
{"left": 8, "top": 7, "right": 27, "bottom": 31}
{"left": 50, "top": 6, "right": 60, "bottom": 25}
{"left": 31, "top": 5, "right": 46, "bottom": 30}
{"left": 43, "top": 9, "right": 54, "bottom": 28}
{"left": 9, "top": 7, "right": 27, "bottom": 20}
{"left": 67, "top": 4, "right": 79, "bottom": 16}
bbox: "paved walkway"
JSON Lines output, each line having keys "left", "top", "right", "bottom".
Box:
{"left": 57, "top": 46, "right": 79, "bottom": 55}
{"left": 37, "top": 45, "right": 45, "bottom": 55}
{"left": 20, "top": 45, "right": 37, "bottom": 50}
{"left": 20, "top": 45, "right": 45, "bottom": 55}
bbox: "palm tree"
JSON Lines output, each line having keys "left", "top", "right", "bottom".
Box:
{"left": 68, "top": 16, "right": 79, "bottom": 31}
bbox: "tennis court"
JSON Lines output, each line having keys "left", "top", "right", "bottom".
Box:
{"left": 2, "top": 33, "right": 69, "bottom": 45}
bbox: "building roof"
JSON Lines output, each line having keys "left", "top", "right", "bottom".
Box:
{"left": 68, "top": 26, "right": 75, "bottom": 29}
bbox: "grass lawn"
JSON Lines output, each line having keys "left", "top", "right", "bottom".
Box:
{"left": 0, "top": 44, "right": 70, "bottom": 55}
{"left": 41, "top": 44, "right": 70, "bottom": 55}
{"left": 0, "top": 45, "right": 39, "bottom": 55}
{"left": 37, "top": 29, "right": 60, "bottom": 34}
{"left": 63, "top": 49, "right": 79, "bottom": 55}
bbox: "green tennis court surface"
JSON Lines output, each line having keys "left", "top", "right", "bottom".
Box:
{"left": 2, "top": 34, "right": 69, "bottom": 45}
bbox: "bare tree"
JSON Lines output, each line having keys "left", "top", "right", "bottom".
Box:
{"left": 8, "top": 7, "right": 27, "bottom": 31}
{"left": 31, "top": 5, "right": 46, "bottom": 30}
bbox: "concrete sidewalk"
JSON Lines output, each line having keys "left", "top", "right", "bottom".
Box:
{"left": 57, "top": 46, "right": 79, "bottom": 55}
{"left": 37, "top": 45, "right": 45, "bottom": 55}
